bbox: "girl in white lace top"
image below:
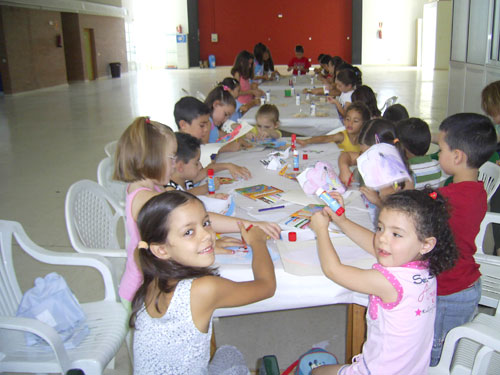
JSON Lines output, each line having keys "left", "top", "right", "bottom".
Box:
{"left": 129, "top": 190, "right": 276, "bottom": 375}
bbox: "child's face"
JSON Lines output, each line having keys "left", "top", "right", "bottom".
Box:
{"left": 256, "top": 114, "right": 278, "bottom": 137}
{"left": 248, "top": 58, "right": 254, "bottom": 68}
{"left": 163, "top": 200, "right": 216, "bottom": 268}
{"left": 327, "top": 62, "right": 334, "bottom": 74}
{"left": 335, "top": 78, "right": 353, "bottom": 93}
{"left": 180, "top": 114, "right": 210, "bottom": 143}
{"left": 295, "top": 51, "right": 304, "bottom": 59}
{"left": 437, "top": 131, "right": 455, "bottom": 175}
{"left": 161, "top": 136, "right": 177, "bottom": 185}
{"left": 178, "top": 149, "right": 202, "bottom": 180}
{"left": 491, "top": 111, "right": 500, "bottom": 125}
{"left": 212, "top": 103, "right": 235, "bottom": 126}
{"left": 344, "top": 110, "right": 364, "bottom": 135}
{"left": 263, "top": 51, "right": 270, "bottom": 61}
{"left": 374, "top": 208, "right": 434, "bottom": 268}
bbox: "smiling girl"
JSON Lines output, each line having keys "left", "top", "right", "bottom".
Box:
{"left": 309, "top": 189, "right": 457, "bottom": 375}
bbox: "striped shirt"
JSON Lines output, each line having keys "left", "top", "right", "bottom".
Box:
{"left": 409, "top": 155, "right": 442, "bottom": 189}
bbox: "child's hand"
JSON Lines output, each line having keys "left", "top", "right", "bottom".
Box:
{"left": 238, "top": 138, "right": 253, "bottom": 149}
{"left": 339, "top": 169, "right": 352, "bottom": 186}
{"left": 215, "top": 236, "right": 245, "bottom": 254}
{"left": 211, "top": 192, "right": 229, "bottom": 200}
{"left": 327, "top": 96, "right": 338, "bottom": 105}
{"left": 309, "top": 210, "right": 331, "bottom": 233}
{"left": 326, "top": 192, "right": 348, "bottom": 223}
{"left": 296, "top": 138, "right": 309, "bottom": 147}
{"left": 238, "top": 223, "right": 268, "bottom": 246}
{"left": 254, "top": 89, "right": 265, "bottom": 98}
{"left": 360, "top": 187, "right": 382, "bottom": 206}
{"left": 245, "top": 132, "right": 257, "bottom": 142}
{"left": 227, "top": 163, "right": 251, "bottom": 180}
{"left": 249, "top": 221, "right": 281, "bottom": 240}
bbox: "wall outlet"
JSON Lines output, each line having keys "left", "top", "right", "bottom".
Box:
{"left": 211, "top": 33, "right": 218, "bottom": 43}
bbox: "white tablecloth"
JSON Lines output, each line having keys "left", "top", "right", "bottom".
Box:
{"left": 212, "top": 142, "right": 372, "bottom": 317}
{"left": 259, "top": 74, "right": 323, "bottom": 91}
{"left": 243, "top": 75, "right": 343, "bottom": 137}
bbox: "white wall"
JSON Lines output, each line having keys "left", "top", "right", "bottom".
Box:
{"left": 362, "top": 0, "right": 427, "bottom": 65}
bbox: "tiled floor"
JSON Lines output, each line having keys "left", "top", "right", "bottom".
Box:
{"left": 0, "top": 65, "right": 449, "bottom": 373}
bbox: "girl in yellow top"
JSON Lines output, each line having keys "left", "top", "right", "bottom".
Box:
{"left": 297, "top": 101, "right": 370, "bottom": 152}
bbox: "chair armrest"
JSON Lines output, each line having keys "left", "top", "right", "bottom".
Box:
{"left": 12, "top": 224, "right": 118, "bottom": 302}
{"left": 71, "top": 247, "right": 127, "bottom": 258}
{"left": 476, "top": 212, "right": 500, "bottom": 254}
{"left": 0, "top": 316, "right": 71, "bottom": 372}
{"left": 434, "top": 321, "right": 500, "bottom": 371}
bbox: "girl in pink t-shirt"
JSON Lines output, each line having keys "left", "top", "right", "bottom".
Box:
{"left": 231, "top": 50, "right": 264, "bottom": 104}
{"left": 114, "top": 117, "right": 281, "bottom": 308}
{"left": 309, "top": 189, "right": 457, "bottom": 375}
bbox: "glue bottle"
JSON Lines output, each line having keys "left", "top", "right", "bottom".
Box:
{"left": 316, "top": 188, "right": 345, "bottom": 216}
{"left": 207, "top": 169, "right": 215, "bottom": 195}
{"left": 291, "top": 133, "right": 296, "bottom": 149}
{"left": 291, "top": 134, "right": 299, "bottom": 171}
{"left": 310, "top": 102, "right": 316, "bottom": 116}
{"left": 296, "top": 93, "right": 301, "bottom": 106}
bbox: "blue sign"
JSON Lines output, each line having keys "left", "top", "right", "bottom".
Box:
{"left": 176, "top": 34, "right": 187, "bottom": 43}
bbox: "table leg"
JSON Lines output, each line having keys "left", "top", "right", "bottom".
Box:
{"left": 345, "top": 304, "right": 366, "bottom": 363}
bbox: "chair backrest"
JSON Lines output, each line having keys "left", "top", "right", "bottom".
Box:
{"left": 0, "top": 220, "right": 25, "bottom": 316}
{"left": 478, "top": 161, "right": 500, "bottom": 202}
{"left": 104, "top": 140, "right": 118, "bottom": 158}
{"left": 97, "top": 157, "right": 126, "bottom": 207}
{"left": 379, "top": 95, "right": 398, "bottom": 112}
{"left": 475, "top": 212, "right": 500, "bottom": 310}
{"left": 65, "top": 179, "right": 125, "bottom": 255}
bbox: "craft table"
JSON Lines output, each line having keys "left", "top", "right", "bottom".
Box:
{"left": 242, "top": 87, "right": 343, "bottom": 137}
{"left": 259, "top": 74, "right": 324, "bottom": 91}
{"left": 211, "top": 141, "right": 373, "bottom": 361}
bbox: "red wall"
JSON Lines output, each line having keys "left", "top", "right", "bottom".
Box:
{"left": 198, "top": 0, "right": 352, "bottom": 66}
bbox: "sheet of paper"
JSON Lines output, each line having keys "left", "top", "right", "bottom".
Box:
{"left": 277, "top": 238, "right": 375, "bottom": 276}
{"left": 214, "top": 245, "right": 279, "bottom": 265}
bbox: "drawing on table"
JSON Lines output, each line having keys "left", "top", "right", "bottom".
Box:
{"left": 235, "top": 184, "right": 284, "bottom": 204}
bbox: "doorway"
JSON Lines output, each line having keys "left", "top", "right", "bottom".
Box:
{"left": 83, "top": 28, "right": 97, "bottom": 80}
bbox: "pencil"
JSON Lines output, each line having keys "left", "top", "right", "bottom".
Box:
{"left": 241, "top": 224, "right": 254, "bottom": 249}
{"left": 347, "top": 171, "right": 355, "bottom": 187}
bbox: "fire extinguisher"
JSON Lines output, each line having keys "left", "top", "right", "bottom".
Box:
{"left": 377, "top": 22, "right": 383, "bottom": 39}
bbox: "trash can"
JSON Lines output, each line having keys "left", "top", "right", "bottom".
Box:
{"left": 208, "top": 55, "right": 216, "bottom": 69}
{"left": 109, "top": 62, "right": 121, "bottom": 78}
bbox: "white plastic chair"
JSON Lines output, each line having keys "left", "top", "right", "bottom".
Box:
{"left": 196, "top": 90, "right": 207, "bottom": 101}
{"left": 97, "top": 157, "right": 126, "bottom": 208}
{"left": 475, "top": 212, "right": 500, "bottom": 309}
{"left": 0, "top": 220, "right": 128, "bottom": 375}
{"left": 104, "top": 140, "right": 117, "bottom": 158}
{"left": 478, "top": 162, "right": 500, "bottom": 203}
{"left": 379, "top": 95, "right": 398, "bottom": 113}
{"left": 65, "top": 179, "right": 127, "bottom": 282}
{"left": 429, "top": 317, "right": 500, "bottom": 375}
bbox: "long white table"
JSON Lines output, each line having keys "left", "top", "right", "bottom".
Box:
{"left": 212, "top": 142, "right": 372, "bottom": 318}
{"left": 243, "top": 75, "right": 343, "bottom": 137}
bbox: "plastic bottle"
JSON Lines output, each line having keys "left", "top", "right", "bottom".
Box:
{"left": 207, "top": 169, "right": 215, "bottom": 194}
{"left": 296, "top": 94, "right": 301, "bottom": 106}
{"left": 293, "top": 149, "right": 299, "bottom": 171}
{"left": 324, "top": 85, "right": 330, "bottom": 96}
{"left": 260, "top": 96, "right": 266, "bottom": 105}
{"left": 310, "top": 102, "right": 316, "bottom": 116}
{"left": 266, "top": 90, "right": 271, "bottom": 102}
{"left": 291, "top": 86, "right": 295, "bottom": 96}
{"left": 310, "top": 77, "right": 314, "bottom": 85}
{"left": 291, "top": 133, "right": 296, "bottom": 149}
{"left": 316, "top": 188, "right": 345, "bottom": 216}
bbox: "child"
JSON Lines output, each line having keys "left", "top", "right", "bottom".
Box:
{"left": 328, "top": 67, "right": 363, "bottom": 117}
{"left": 174, "top": 96, "right": 251, "bottom": 180}
{"left": 481, "top": 80, "right": 500, "bottom": 138}
{"left": 396, "top": 118, "right": 442, "bottom": 190}
{"left": 297, "top": 102, "right": 370, "bottom": 152}
{"left": 220, "top": 77, "right": 259, "bottom": 122}
{"left": 166, "top": 132, "right": 216, "bottom": 194}
{"left": 309, "top": 188, "right": 457, "bottom": 375}
{"left": 382, "top": 103, "right": 409, "bottom": 122}
{"left": 351, "top": 85, "right": 381, "bottom": 118}
{"left": 287, "top": 45, "right": 311, "bottom": 76}
{"left": 130, "top": 190, "right": 276, "bottom": 374}
{"left": 430, "top": 112, "right": 497, "bottom": 366}
{"left": 253, "top": 42, "right": 277, "bottom": 81}
{"left": 204, "top": 85, "right": 237, "bottom": 143}
{"left": 231, "top": 50, "right": 264, "bottom": 105}
{"left": 246, "top": 104, "right": 282, "bottom": 141}
{"left": 114, "top": 117, "right": 281, "bottom": 306}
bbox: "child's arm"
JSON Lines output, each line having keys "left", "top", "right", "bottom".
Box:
{"left": 240, "top": 98, "right": 260, "bottom": 114}
{"left": 327, "top": 97, "right": 349, "bottom": 117}
{"left": 324, "top": 192, "right": 376, "bottom": 256}
{"left": 296, "top": 133, "right": 343, "bottom": 147}
{"left": 338, "top": 151, "right": 359, "bottom": 186}
{"left": 310, "top": 209, "right": 397, "bottom": 301}
{"left": 208, "top": 212, "right": 281, "bottom": 240}
{"left": 360, "top": 187, "right": 383, "bottom": 208}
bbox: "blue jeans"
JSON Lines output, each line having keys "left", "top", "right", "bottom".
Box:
{"left": 430, "top": 279, "right": 481, "bottom": 366}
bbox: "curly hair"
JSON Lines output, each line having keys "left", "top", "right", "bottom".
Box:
{"left": 129, "top": 191, "right": 218, "bottom": 328}
{"left": 381, "top": 188, "right": 457, "bottom": 276}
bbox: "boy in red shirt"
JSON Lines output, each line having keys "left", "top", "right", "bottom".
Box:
{"left": 287, "top": 45, "right": 311, "bottom": 76}
{"left": 430, "top": 113, "right": 497, "bottom": 366}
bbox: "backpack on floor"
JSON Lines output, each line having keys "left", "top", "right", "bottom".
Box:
{"left": 282, "top": 347, "right": 338, "bottom": 375}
